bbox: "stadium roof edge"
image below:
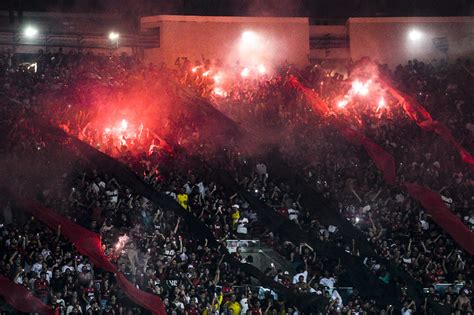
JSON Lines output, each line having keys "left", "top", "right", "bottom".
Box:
{"left": 140, "top": 15, "right": 308, "bottom": 24}
{"left": 348, "top": 16, "right": 474, "bottom": 23}
{"left": 0, "top": 10, "right": 120, "bottom": 19}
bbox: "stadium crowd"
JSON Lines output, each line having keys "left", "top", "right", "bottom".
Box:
{"left": 0, "top": 48, "right": 472, "bottom": 315}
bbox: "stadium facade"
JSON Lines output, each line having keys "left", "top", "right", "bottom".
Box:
{"left": 0, "top": 11, "right": 473, "bottom": 67}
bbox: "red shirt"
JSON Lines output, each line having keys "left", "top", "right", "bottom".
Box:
{"left": 34, "top": 279, "right": 49, "bottom": 297}
{"left": 186, "top": 306, "right": 199, "bottom": 315}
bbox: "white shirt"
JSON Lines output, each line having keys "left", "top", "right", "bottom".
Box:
{"left": 165, "top": 191, "right": 177, "bottom": 199}
{"left": 179, "top": 252, "right": 188, "bottom": 262}
{"left": 197, "top": 182, "right": 206, "bottom": 197}
{"left": 61, "top": 265, "right": 75, "bottom": 273}
{"left": 420, "top": 220, "right": 429, "bottom": 230}
{"left": 184, "top": 183, "right": 192, "bottom": 194}
{"left": 44, "top": 270, "right": 52, "bottom": 282}
{"left": 240, "top": 298, "right": 249, "bottom": 315}
{"left": 237, "top": 218, "right": 249, "bottom": 234}
{"left": 174, "top": 301, "right": 184, "bottom": 310}
{"left": 237, "top": 223, "right": 248, "bottom": 234}
{"left": 77, "top": 263, "right": 85, "bottom": 273}
{"left": 55, "top": 298, "right": 66, "bottom": 308}
{"left": 164, "top": 249, "right": 175, "bottom": 257}
{"left": 66, "top": 305, "right": 82, "bottom": 315}
{"left": 41, "top": 249, "right": 51, "bottom": 258}
{"left": 331, "top": 290, "right": 343, "bottom": 308}
{"left": 91, "top": 183, "right": 100, "bottom": 194}
{"left": 106, "top": 189, "right": 119, "bottom": 203}
{"left": 292, "top": 270, "right": 308, "bottom": 284}
{"left": 31, "top": 262, "right": 43, "bottom": 276}
{"left": 319, "top": 277, "right": 336, "bottom": 290}
{"left": 15, "top": 275, "right": 24, "bottom": 284}
{"left": 288, "top": 208, "right": 299, "bottom": 221}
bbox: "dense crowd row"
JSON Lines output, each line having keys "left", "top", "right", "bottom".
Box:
{"left": 188, "top": 57, "right": 474, "bottom": 312}
{"left": 0, "top": 48, "right": 472, "bottom": 315}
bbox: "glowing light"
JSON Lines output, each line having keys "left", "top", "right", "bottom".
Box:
{"left": 192, "top": 66, "right": 200, "bottom": 73}
{"left": 241, "top": 31, "right": 258, "bottom": 44}
{"left": 120, "top": 119, "right": 128, "bottom": 131}
{"left": 352, "top": 80, "right": 370, "bottom": 96}
{"left": 241, "top": 68, "right": 250, "bottom": 77}
{"left": 408, "top": 29, "right": 423, "bottom": 41}
{"left": 337, "top": 100, "right": 348, "bottom": 108}
{"left": 109, "top": 32, "right": 120, "bottom": 41}
{"left": 114, "top": 235, "right": 129, "bottom": 252}
{"left": 377, "top": 97, "right": 386, "bottom": 111}
{"left": 28, "top": 62, "right": 38, "bottom": 72}
{"left": 24, "top": 26, "right": 38, "bottom": 38}
{"left": 355, "top": 217, "right": 360, "bottom": 223}
{"left": 257, "top": 64, "right": 266, "bottom": 74}
{"left": 202, "top": 70, "right": 210, "bottom": 77}
{"left": 213, "top": 87, "right": 227, "bottom": 97}
{"left": 213, "top": 75, "right": 221, "bottom": 83}
{"left": 352, "top": 80, "right": 363, "bottom": 91}
{"left": 105, "top": 128, "right": 111, "bottom": 133}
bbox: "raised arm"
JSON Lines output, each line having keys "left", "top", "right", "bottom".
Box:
{"left": 173, "top": 217, "right": 181, "bottom": 234}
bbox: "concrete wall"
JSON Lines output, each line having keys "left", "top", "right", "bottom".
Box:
{"left": 309, "top": 25, "right": 350, "bottom": 61}
{"left": 310, "top": 25, "right": 347, "bottom": 38}
{"left": 141, "top": 15, "right": 310, "bottom": 67}
{"left": 349, "top": 17, "right": 474, "bottom": 67}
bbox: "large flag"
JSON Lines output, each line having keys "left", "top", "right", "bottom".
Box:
{"left": 290, "top": 77, "right": 474, "bottom": 255}
{"left": 290, "top": 77, "right": 397, "bottom": 185}
{"left": 16, "top": 199, "right": 116, "bottom": 273}
{"left": 379, "top": 77, "right": 474, "bottom": 166}
{"left": 0, "top": 274, "right": 58, "bottom": 315}
{"left": 10, "top": 197, "right": 166, "bottom": 315}
{"left": 337, "top": 122, "right": 397, "bottom": 185}
{"left": 402, "top": 182, "right": 474, "bottom": 255}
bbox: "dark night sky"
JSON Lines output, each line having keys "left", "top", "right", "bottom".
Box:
{"left": 2, "top": 0, "right": 473, "bottom": 18}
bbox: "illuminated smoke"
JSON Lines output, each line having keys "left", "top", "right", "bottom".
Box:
{"left": 337, "top": 99, "right": 348, "bottom": 108}
{"left": 377, "top": 97, "right": 386, "bottom": 111}
{"left": 351, "top": 80, "right": 370, "bottom": 96}
{"left": 241, "top": 68, "right": 250, "bottom": 77}
{"left": 120, "top": 119, "right": 128, "bottom": 131}
{"left": 114, "top": 234, "right": 129, "bottom": 254}
{"left": 241, "top": 31, "right": 259, "bottom": 46}
{"left": 213, "top": 87, "right": 227, "bottom": 97}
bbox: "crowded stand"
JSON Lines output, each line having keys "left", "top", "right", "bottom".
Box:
{"left": 0, "top": 46, "right": 473, "bottom": 315}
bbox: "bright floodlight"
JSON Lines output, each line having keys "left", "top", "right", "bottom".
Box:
{"left": 241, "top": 67, "right": 250, "bottom": 77}
{"left": 24, "top": 26, "right": 38, "bottom": 38}
{"left": 109, "top": 32, "right": 120, "bottom": 41}
{"left": 408, "top": 29, "right": 423, "bottom": 41}
{"left": 241, "top": 31, "right": 258, "bottom": 44}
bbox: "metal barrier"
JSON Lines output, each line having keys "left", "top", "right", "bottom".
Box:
{"left": 226, "top": 239, "right": 260, "bottom": 253}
